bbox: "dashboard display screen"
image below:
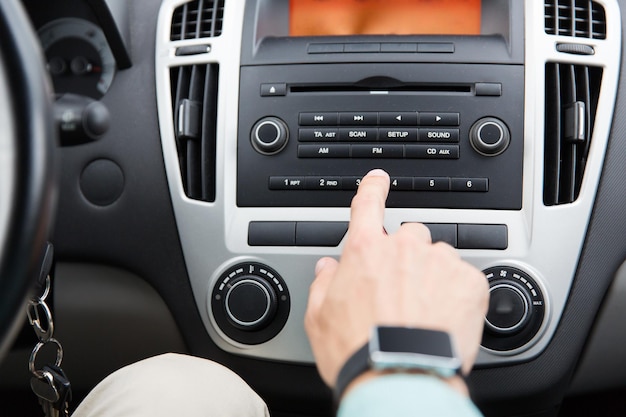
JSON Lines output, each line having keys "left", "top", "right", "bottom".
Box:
{"left": 289, "top": 0, "right": 482, "bottom": 37}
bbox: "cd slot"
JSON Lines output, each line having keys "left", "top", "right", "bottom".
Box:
{"left": 290, "top": 84, "right": 473, "bottom": 94}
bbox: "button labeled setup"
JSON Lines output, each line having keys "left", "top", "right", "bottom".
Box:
{"left": 379, "top": 128, "right": 418, "bottom": 141}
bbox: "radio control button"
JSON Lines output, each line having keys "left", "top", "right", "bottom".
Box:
{"left": 469, "top": 117, "right": 510, "bottom": 156}
{"left": 379, "top": 128, "right": 418, "bottom": 142}
{"left": 390, "top": 177, "right": 413, "bottom": 191}
{"left": 339, "top": 112, "right": 378, "bottom": 126}
{"left": 405, "top": 145, "right": 459, "bottom": 159}
{"left": 298, "top": 144, "right": 350, "bottom": 158}
{"left": 418, "top": 128, "right": 460, "bottom": 143}
{"left": 342, "top": 176, "right": 362, "bottom": 190}
{"left": 419, "top": 112, "right": 460, "bottom": 126}
{"left": 299, "top": 128, "right": 339, "bottom": 142}
{"left": 299, "top": 112, "right": 338, "bottom": 126}
{"left": 414, "top": 177, "right": 451, "bottom": 191}
{"left": 260, "top": 83, "right": 286, "bottom": 97}
{"left": 251, "top": 117, "right": 289, "bottom": 155}
{"left": 305, "top": 177, "right": 343, "bottom": 190}
{"left": 339, "top": 128, "right": 378, "bottom": 142}
{"left": 269, "top": 177, "right": 305, "bottom": 190}
{"left": 352, "top": 145, "right": 404, "bottom": 158}
{"left": 379, "top": 112, "right": 418, "bottom": 126}
{"left": 451, "top": 178, "right": 488, "bottom": 192}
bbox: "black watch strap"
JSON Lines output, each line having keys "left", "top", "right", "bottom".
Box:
{"left": 333, "top": 343, "right": 369, "bottom": 401}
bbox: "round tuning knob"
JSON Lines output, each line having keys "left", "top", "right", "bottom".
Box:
{"left": 469, "top": 117, "right": 510, "bottom": 156}
{"left": 211, "top": 262, "right": 290, "bottom": 345}
{"left": 481, "top": 266, "right": 546, "bottom": 352}
{"left": 225, "top": 277, "right": 277, "bottom": 330}
{"left": 251, "top": 117, "right": 289, "bottom": 155}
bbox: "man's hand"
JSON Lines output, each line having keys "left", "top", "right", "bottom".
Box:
{"left": 304, "top": 169, "right": 489, "bottom": 394}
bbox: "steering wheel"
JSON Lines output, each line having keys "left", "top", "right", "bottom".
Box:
{"left": 0, "top": 0, "right": 56, "bottom": 360}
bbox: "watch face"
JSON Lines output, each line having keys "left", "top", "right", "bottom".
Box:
{"left": 376, "top": 327, "right": 454, "bottom": 357}
{"left": 369, "top": 327, "right": 461, "bottom": 375}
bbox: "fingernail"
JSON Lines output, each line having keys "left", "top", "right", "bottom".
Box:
{"left": 366, "top": 169, "right": 388, "bottom": 177}
{"left": 315, "top": 258, "right": 328, "bottom": 275}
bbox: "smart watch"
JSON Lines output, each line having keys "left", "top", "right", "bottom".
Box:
{"left": 334, "top": 326, "right": 462, "bottom": 400}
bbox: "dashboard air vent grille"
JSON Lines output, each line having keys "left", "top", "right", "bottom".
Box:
{"left": 171, "top": 0, "right": 224, "bottom": 41}
{"left": 544, "top": 0, "right": 607, "bottom": 39}
{"left": 171, "top": 64, "right": 219, "bottom": 202}
{"left": 544, "top": 63, "right": 602, "bottom": 206}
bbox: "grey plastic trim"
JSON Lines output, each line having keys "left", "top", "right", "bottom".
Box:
{"left": 155, "top": 0, "right": 621, "bottom": 365}
{"left": 0, "top": 52, "right": 15, "bottom": 271}
{"left": 568, "top": 260, "right": 626, "bottom": 394}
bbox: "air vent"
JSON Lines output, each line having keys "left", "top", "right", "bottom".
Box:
{"left": 171, "top": 0, "right": 224, "bottom": 41}
{"left": 545, "top": 0, "right": 607, "bottom": 39}
{"left": 171, "top": 65, "right": 219, "bottom": 202}
{"left": 544, "top": 63, "right": 602, "bottom": 206}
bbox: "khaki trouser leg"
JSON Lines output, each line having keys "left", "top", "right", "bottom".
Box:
{"left": 72, "top": 353, "right": 270, "bottom": 417}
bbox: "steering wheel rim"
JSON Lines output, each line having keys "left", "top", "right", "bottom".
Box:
{"left": 0, "top": 0, "right": 56, "bottom": 360}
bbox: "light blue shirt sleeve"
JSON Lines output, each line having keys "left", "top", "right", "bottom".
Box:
{"left": 338, "top": 374, "right": 484, "bottom": 417}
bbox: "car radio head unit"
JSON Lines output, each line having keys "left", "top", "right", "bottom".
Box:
{"left": 237, "top": 0, "right": 524, "bottom": 210}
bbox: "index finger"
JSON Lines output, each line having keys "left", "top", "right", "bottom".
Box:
{"left": 349, "top": 169, "right": 390, "bottom": 236}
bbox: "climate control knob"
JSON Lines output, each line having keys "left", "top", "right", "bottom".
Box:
{"left": 225, "top": 277, "right": 277, "bottom": 330}
{"left": 469, "top": 117, "right": 510, "bottom": 156}
{"left": 485, "top": 282, "right": 531, "bottom": 334}
{"left": 481, "top": 266, "right": 546, "bottom": 352}
{"left": 211, "top": 262, "right": 290, "bottom": 345}
{"left": 251, "top": 117, "right": 289, "bottom": 155}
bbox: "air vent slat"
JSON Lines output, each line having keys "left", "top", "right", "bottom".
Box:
{"left": 544, "top": 63, "right": 602, "bottom": 206}
{"left": 545, "top": 0, "right": 606, "bottom": 39}
{"left": 171, "top": 0, "right": 224, "bottom": 41}
{"left": 171, "top": 64, "right": 219, "bottom": 202}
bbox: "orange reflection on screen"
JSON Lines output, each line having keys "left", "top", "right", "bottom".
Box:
{"left": 289, "top": 0, "right": 482, "bottom": 37}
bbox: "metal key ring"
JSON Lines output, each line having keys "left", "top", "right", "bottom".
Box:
{"left": 29, "top": 338, "right": 63, "bottom": 377}
{"left": 27, "top": 299, "right": 54, "bottom": 342}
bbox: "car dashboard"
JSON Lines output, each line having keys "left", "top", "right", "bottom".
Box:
{"left": 2, "top": 0, "right": 626, "bottom": 416}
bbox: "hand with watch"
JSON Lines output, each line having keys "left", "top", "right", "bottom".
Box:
{"left": 304, "top": 169, "right": 489, "bottom": 401}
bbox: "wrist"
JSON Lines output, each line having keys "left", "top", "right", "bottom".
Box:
{"left": 341, "top": 370, "right": 468, "bottom": 401}
{"left": 333, "top": 326, "right": 463, "bottom": 401}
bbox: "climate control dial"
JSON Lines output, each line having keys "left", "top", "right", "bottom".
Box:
{"left": 481, "top": 266, "right": 546, "bottom": 352}
{"left": 211, "top": 262, "right": 290, "bottom": 345}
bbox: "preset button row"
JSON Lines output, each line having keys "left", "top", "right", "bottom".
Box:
{"left": 269, "top": 176, "right": 488, "bottom": 192}
{"left": 299, "top": 128, "right": 459, "bottom": 143}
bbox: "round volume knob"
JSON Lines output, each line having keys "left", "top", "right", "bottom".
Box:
{"left": 225, "top": 277, "right": 277, "bottom": 331}
{"left": 251, "top": 117, "right": 289, "bottom": 155}
{"left": 485, "top": 282, "right": 530, "bottom": 334}
{"left": 469, "top": 117, "right": 510, "bottom": 156}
